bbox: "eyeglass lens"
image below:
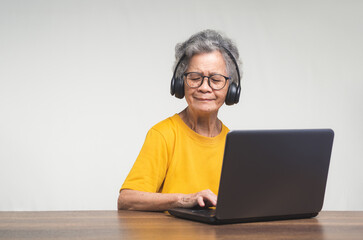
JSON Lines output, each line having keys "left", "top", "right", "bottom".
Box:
{"left": 185, "top": 72, "right": 227, "bottom": 90}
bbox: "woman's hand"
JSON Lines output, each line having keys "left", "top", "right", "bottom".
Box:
{"left": 178, "top": 189, "right": 217, "bottom": 208}
{"left": 118, "top": 189, "right": 217, "bottom": 211}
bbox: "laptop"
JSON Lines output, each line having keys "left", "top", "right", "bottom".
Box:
{"left": 168, "top": 129, "right": 334, "bottom": 224}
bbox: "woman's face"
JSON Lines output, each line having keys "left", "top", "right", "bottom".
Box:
{"left": 184, "top": 50, "right": 229, "bottom": 116}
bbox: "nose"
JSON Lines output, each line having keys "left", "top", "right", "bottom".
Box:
{"left": 198, "top": 76, "right": 212, "bottom": 92}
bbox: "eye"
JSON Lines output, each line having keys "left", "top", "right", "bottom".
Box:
{"left": 211, "top": 79, "right": 222, "bottom": 83}
{"left": 210, "top": 75, "right": 225, "bottom": 82}
{"left": 190, "top": 76, "right": 201, "bottom": 81}
{"left": 187, "top": 73, "right": 202, "bottom": 81}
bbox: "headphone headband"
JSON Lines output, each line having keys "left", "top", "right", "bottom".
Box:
{"left": 220, "top": 46, "right": 241, "bottom": 88}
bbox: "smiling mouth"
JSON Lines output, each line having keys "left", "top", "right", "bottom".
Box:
{"left": 195, "top": 98, "right": 214, "bottom": 101}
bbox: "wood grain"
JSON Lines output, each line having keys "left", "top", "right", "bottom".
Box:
{"left": 0, "top": 211, "right": 362, "bottom": 239}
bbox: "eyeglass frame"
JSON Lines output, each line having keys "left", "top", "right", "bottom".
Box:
{"left": 183, "top": 72, "right": 230, "bottom": 90}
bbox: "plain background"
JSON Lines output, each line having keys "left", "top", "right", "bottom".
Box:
{"left": 0, "top": 0, "right": 362, "bottom": 211}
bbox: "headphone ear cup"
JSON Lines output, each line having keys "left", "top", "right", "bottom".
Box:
{"left": 234, "top": 84, "right": 241, "bottom": 104}
{"left": 171, "top": 54, "right": 186, "bottom": 99}
{"left": 170, "top": 77, "right": 176, "bottom": 96}
{"left": 174, "top": 76, "right": 185, "bottom": 99}
{"left": 225, "top": 82, "right": 238, "bottom": 105}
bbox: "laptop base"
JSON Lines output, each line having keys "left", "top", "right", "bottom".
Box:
{"left": 168, "top": 208, "right": 318, "bottom": 225}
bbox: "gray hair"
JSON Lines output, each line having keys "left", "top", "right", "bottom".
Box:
{"left": 174, "top": 29, "right": 242, "bottom": 85}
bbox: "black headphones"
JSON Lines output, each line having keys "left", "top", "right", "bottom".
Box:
{"left": 170, "top": 46, "right": 241, "bottom": 105}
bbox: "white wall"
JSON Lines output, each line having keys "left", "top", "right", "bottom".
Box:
{"left": 0, "top": 0, "right": 362, "bottom": 211}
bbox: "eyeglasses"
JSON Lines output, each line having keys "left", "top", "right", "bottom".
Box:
{"left": 183, "top": 72, "right": 230, "bottom": 90}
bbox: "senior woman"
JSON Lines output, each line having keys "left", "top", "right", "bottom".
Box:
{"left": 118, "top": 29, "right": 241, "bottom": 211}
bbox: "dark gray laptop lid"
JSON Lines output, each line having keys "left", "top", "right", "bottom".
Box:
{"left": 216, "top": 129, "right": 334, "bottom": 220}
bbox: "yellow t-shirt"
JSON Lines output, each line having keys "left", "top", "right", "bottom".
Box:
{"left": 121, "top": 114, "right": 230, "bottom": 195}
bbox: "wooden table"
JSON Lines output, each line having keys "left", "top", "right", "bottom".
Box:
{"left": 0, "top": 211, "right": 362, "bottom": 239}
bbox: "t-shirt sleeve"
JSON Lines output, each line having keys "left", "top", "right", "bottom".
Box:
{"left": 120, "top": 128, "right": 169, "bottom": 193}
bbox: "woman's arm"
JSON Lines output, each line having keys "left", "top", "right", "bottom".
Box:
{"left": 118, "top": 189, "right": 217, "bottom": 211}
